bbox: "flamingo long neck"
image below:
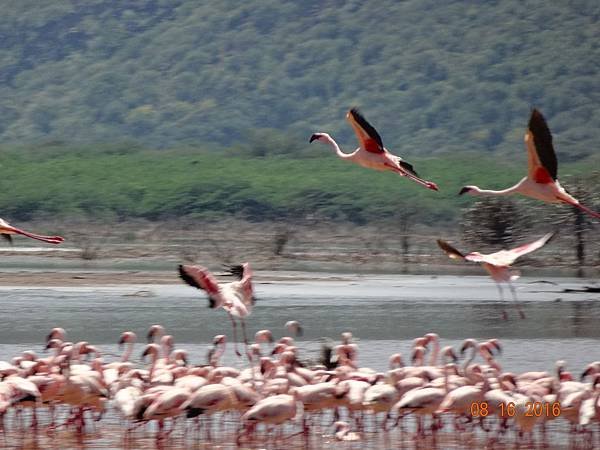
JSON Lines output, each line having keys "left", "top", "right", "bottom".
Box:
{"left": 122, "top": 341, "right": 134, "bottom": 362}
{"left": 210, "top": 342, "right": 225, "bottom": 367}
{"left": 480, "top": 371, "right": 491, "bottom": 392}
{"left": 470, "top": 183, "right": 522, "bottom": 196}
{"left": 443, "top": 363, "right": 450, "bottom": 393}
{"left": 429, "top": 338, "right": 439, "bottom": 366}
{"left": 161, "top": 338, "right": 174, "bottom": 362}
{"left": 462, "top": 344, "right": 477, "bottom": 375}
{"left": 323, "top": 136, "right": 356, "bottom": 160}
{"left": 482, "top": 351, "right": 502, "bottom": 373}
{"left": 148, "top": 352, "right": 157, "bottom": 380}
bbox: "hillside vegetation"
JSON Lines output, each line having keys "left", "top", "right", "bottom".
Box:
{"left": 0, "top": 0, "right": 599, "bottom": 158}
{"left": 1, "top": 144, "right": 598, "bottom": 225}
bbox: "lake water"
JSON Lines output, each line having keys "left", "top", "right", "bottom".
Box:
{"left": 1, "top": 274, "right": 599, "bottom": 373}
{"left": 0, "top": 274, "right": 599, "bottom": 449}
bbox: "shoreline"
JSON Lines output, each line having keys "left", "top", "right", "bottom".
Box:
{"left": 0, "top": 266, "right": 598, "bottom": 287}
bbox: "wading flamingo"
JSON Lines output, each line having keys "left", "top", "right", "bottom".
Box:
{"left": 437, "top": 233, "right": 554, "bottom": 319}
{"left": 178, "top": 263, "right": 255, "bottom": 357}
{"left": 0, "top": 218, "right": 64, "bottom": 245}
{"left": 285, "top": 321, "right": 303, "bottom": 337}
{"left": 459, "top": 109, "right": 600, "bottom": 219}
{"left": 310, "top": 108, "right": 439, "bottom": 191}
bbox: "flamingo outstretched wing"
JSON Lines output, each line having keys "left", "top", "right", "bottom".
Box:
{"left": 178, "top": 264, "right": 223, "bottom": 308}
{"left": 346, "top": 108, "right": 384, "bottom": 154}
{"left": 436, "top": 239, "right": 466, "bottom": 260}
{"left": 484, "top": 233, "right": 555, "bottom": 266}
{"left": 525, "top": 109, "right": 558, "bottom": 184}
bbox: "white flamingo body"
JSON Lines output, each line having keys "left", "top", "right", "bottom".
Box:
{"left": 395, "top": 386, "right": 446, "bottom": 415}
{"left": 293, "top": 382, "right": 344, "bottom": 412}
{"left": 437, "top": 384, "right": 485, "bottom": 414}
{"left": 174, "top": 375, "right": 208, "bottom": 392}
{"left": 241, "top": 393, "right": 296, "bottom": 425}
{"left": 114, "top": 386, "right": 143, "bottom": 419}
{"left": 143, "top": 386, "right": 190, "bottom": 421}
{"left": 363, "top": 383, "right": 399, "bottom": 413}
{"left": 183, "top": 383, "right": 236, "bottom": 417}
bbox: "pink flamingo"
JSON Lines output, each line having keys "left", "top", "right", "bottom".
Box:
{"left": 238, "top": 393, "right": 297, "bottom": 445}
{"left": 437, "top": 233, "right": 554, "bottom": 319}
{"left": 459, "top": 109, "right": 600, "bottom": 219}
{"left": 0, "top": 218, "right": 64, "bottom": 244}
{"left": 179, "top": 263, "right": 255, "bottom": 357}
{"left": 310, "top": 108, "right": 439, "bottom": 191}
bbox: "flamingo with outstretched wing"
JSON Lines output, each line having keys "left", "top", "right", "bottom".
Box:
{"left": 310, "top": 108, "right": 439, "bottom": 191}
{"left": 178, "top": 263, "right": 255, "bottom": 357}
{"left": 459, "top": 109, "right": 600, "bottom": 219}
{"left": 437, "top": 233, "right": 554, "bottom": 319}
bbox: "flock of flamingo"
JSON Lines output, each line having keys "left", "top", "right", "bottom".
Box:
{"left": 0, "top": 107, "right": 599, "bottom": 447}
{"left": 0, "top": 325, "right": 600, "bottom": 447}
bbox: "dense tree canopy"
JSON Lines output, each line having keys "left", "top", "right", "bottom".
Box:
{"left": 0, "top": 144, "right": 597, "bottom": 225}
{"left": 0, "top": 1, "right": 599, "bottom": 226}
{"left": 0, "top": 0, "right": 598, "bottom": 158}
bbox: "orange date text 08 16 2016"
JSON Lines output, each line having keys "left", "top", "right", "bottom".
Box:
{"left": 470, "top": 402, "right": 561, "bottom": 418}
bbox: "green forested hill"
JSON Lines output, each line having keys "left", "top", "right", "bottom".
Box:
{"left": 0, "top": 144, "right": 597, "bottom": 224}
{"left": 0, "top": 0, "right": 599, "bottom": 158}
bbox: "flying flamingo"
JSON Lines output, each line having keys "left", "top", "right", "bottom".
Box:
{"left": 0, "top": 218, "right": 64, "bottom": 245}
{"left": 310, "top": 108, "right": 439, "bottom": 191}
{"left": 459, "top": 109, "right": 600, "bottom": 219}
{"left": 437, "top": 233, "right": 554, "bottom": 319}
{"left": 178, "top": 263, "right": 255, "bottom": 357}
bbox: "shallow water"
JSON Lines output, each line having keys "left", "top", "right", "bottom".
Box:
{"left": 0, "top": 274, "right": 599, "bottom": 449}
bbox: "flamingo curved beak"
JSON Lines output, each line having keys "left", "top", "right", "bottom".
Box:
{"left": 427, "top": 182, "right": 439, "bottom": 191}
{"left": 309, "top": 134, "right": 320, "bottom": 143}
{"left": 458, "top": 187, "right": 471, "bottom": 195}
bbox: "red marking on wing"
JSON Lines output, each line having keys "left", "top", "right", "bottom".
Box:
{"left": 179, "top": 265, "right": 220, "bottom": 295}
{"left": 533, "top": 167, "right": 554, "bottom": 184}
{"left": 363, "top": 138, "right": 384, "bottom": 154}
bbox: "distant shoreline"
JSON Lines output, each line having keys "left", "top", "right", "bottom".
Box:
{"left": 0, "top": 217, "right": 598, "bottom": 285}
{"left": 0, "top": 264, "right": 597, "bottom": 287}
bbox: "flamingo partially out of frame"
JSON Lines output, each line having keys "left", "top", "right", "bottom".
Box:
{"left": 310, "top": 108, "right": 439, "bottom": 191}
{"left": 0, "top": 218, "right": 64, "bottom": 245}
{"left": 459, "top": 109, "right": 600, "bottom": 219}
{"left": 437, "top": 233, "right": 554, "bottom": 320}
{"left": 178, "top": 263, "right": 255, "bottom": 357}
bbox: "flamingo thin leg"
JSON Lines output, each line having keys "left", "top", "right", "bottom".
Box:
{"left": 228, "top": 313, "right": 241, "bottom": 357}
{"left": 495, "top": 284, "right": 508, "bottom": 320}
{"left": 508, "top": 282, "right": 526, "bottom": 319}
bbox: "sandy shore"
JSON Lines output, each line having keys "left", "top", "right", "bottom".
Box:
{"left": 0, "top": 270, "right": 180, "bottom": 286}
{"left": 0, "top": 267, "right": 373, "bottom": 286}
